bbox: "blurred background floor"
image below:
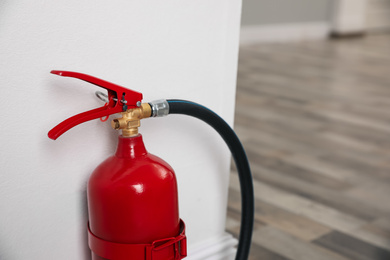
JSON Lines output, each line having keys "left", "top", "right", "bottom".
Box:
{"left": 226, "top": 33, "right": 390, "bottom": 260}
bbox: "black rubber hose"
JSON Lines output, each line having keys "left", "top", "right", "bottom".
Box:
{"left": 167, "top": 99, "right": 254, "bottom": 260}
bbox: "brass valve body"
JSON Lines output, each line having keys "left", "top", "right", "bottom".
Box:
{"left": 111, "top": 103, "right": 152, "bottom": 137}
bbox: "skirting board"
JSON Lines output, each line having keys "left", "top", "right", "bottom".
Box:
{"left": 240, "top": 22, "right": 331, "bottom": 45}
{"left": 186, "top": 232, "right": 238, "bottom": 260}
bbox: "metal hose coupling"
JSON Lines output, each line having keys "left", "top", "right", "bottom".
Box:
{"left": 149, "top": 99, "right": 169, "bottom": 117}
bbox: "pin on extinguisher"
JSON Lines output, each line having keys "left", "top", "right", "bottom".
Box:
{"left": 48, "top": 70, "right": 254, "bottom": 260}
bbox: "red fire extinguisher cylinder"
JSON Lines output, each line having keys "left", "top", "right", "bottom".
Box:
{"left": 88, "top": 135, "right": 186, "bottom": 260}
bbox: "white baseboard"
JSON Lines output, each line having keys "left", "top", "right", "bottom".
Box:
{"left": 186, "top": 232, "right": 238, "bottom": 260}
{"left": 240, "top": 22, "right": 331, "bottom": 45}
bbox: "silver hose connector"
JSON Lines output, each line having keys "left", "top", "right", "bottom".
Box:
{"left": 149, "top": 99, "right": 169, "bottom": 117}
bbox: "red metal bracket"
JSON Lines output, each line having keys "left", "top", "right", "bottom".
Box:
{"left": 88, "top": 219, "right": 187, "bottom": 260}
{"left": 146, "top": 225, "right": 187, "bottom": 260}
{"left": 48, "top": 70, "right": 142, "bottom": 140}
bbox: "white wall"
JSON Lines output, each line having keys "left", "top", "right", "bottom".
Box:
{"left": 240, "top": 0, "right": 332, "bottom": 44}
{"left": 330, "top": 0, "right": 390, "bottom": 35}
{"left": 0, "top": 1, "right": 241, "bottom": 259}
{"left": 331, "top": 0, "right": 368, "bottom": 34}
{"left": 241, "top": 0, "right": 331, "bottom": 26}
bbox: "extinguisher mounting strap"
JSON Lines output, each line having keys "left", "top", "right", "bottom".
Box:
{"left": 88, "top": 219, "right": 187, "bottom": 260}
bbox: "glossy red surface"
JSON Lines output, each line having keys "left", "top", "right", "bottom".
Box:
{"left": 88, "top": 134, "right": 181, "bottom": 259}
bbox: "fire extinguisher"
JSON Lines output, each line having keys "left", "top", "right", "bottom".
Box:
{"left": 48, "top": 70, "right": 254, "bottom": 260}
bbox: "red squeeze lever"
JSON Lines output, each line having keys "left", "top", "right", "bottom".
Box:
{"left": 48, "top": 70, "right": 143, "bottom": 140}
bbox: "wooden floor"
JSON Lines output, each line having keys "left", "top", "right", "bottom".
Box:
{"left": 226, "top": 33, "right": 390, "bottom": 260}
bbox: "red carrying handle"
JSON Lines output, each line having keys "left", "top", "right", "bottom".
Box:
{"left": 48, "top": 70, "right": 143, "bottom": 140}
